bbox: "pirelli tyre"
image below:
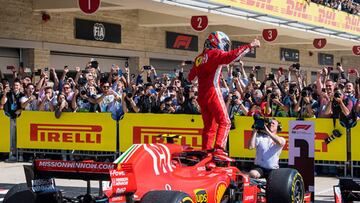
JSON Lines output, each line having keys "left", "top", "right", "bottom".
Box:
{"left": 266, "top": 168, "right": 305, "bottom": 203}
{"left": 140, "top": 190, "right": 194, "bottom": 203}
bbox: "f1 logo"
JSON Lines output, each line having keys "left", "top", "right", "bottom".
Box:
{"left": 293, "top": 125, "right": 311, "bottom": 130}
{"left": 173, "top": 36, "right": 192, "bottom": 49}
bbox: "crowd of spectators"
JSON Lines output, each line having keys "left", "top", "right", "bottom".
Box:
{"left": 0, "top": 59, "right": 359, "bottom": 129}
{"left": 311, "top": 0, "right": 360, "bottom": 15}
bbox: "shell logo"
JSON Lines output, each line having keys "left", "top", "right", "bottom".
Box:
{"left": 215, "top": 182, "right": 227, "bottom": 203}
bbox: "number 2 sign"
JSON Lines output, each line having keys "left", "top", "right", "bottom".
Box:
{"left": 353, "top": 46, "right": 360, "bottom": 56}
{"left": 262, "top": 29, "right": 277, "bottom": 42}
{"left": 191, "top": 16, "right": 208, "bottom": 32}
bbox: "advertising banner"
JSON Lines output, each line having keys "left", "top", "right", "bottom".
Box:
{"left": 229, "top": 116, "right": 347, "bottom": 161}
{"left": 17, "top": 111, "right": 116, "bottom": 151}
{"left": 0, "top": 110, "right": 10, "bottom": 152}
{"left": 289, "top": 120, "right": 314, "bottom": 193}
{"left": 351, "top": 123, "right": 360, "bottom": 161}
{"left": 119, "top": 113, "right": 203, "bottom": 152}
{"left": 211, "top": 0, "right": 360, "bottom": 36}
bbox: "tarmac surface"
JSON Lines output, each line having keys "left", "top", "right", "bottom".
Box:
{"left": 0, "top": 161, "right": 339, "bottom": 202}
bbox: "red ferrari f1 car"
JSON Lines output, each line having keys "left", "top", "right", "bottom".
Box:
{"left": 104, "top": 143, "right": 309, "bottom": 203}
{"left": 4, "top": 142, "right": 310, "bottom": 203}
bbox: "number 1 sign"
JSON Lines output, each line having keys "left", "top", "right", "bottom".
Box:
{"left": 191, "top": 16, "right": 208, "bottom": 32}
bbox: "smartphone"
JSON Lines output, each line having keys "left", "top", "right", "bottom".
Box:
{"left": 255, "top": 66, "right": 261, "bottom": 70}
{"left": 184, "top": 60, "right": 193, "bottom": 65}
{"left": 268, "top": 73, "right": 275, "bottom": 80}
{"left": 6, "top": 65, "right": 15, "bottom": 70}
{"left": 118, "top": 69, "right": 123, "bottom": 77}
{"left": 44, "top": 67, "right": 49, "bottom": 71}
{"left": 125, "top": 61, "right": 129, "bottom": 68}
{"left": 327, "top": 66, "right": 333, "bottom": 71}
{"left": 143, "top": 65, "right": 151, "bottom": 70}
{"left": 336, "top": 62, "right": 341, "bottom": 67}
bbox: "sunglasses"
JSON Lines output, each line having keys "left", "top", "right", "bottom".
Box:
{"left": 103, "top": 86, "right": 110, "bottom": 89}
{"left": 63, "top": 86, "right": 71, "bottom": 89}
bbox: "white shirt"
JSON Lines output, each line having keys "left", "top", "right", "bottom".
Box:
{"left": 254, "top": 133, "right": 284, "bottom": 169}
{"left": 20, "top": 95, "right": 38, "bottom": 111}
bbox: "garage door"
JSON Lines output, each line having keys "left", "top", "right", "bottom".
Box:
{"left": 50, "top": 52, "right": 127, "bottom": 72}
{"left": 150, "top": 58, "right": 192, "bottom": 76}
{"left": 0, "top": 47, "right": 19, "bottom": 73}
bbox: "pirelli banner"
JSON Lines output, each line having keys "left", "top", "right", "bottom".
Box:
{"left": 119, "top": 113, "right": 203, "bottom": 152}
{"left": 229, "top": 116, "right": 347, "bottom": 161}
{"left": 17, "top": 111, "right": 116, "bottom": 151}
{"left": 0, "top": 111, "right": 10, "bottom": 152}
{"left": 351, "top": 123, "right": 360, "bottom": 161}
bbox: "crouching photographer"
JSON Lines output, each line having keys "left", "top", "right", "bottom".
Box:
{"left": 248, "top": 115, "right": 285, "bottom": 179}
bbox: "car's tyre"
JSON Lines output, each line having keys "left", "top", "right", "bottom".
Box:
{"left": 140, "top": 190, "right": 193, "bottom": 203}
{"left": 3, "top": 183, "right": 36, "bottom": 203}
{"left": 266, "top": 168, "right": 305, "bottom": 203}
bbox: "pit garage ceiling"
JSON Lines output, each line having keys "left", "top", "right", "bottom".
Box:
{"left": 33, "top": 0, "right": 356, "bottom": 55}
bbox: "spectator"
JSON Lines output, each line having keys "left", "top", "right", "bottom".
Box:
{"left": 38, "top": 86, "right": 57, "bottom": 111}
{"left": 20, "top": 83, "right": 38, "bottom": 111}
{"left": 1, "top": 79, "right": 23, "bottom": 161}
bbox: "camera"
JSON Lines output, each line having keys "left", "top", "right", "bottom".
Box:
{"left": 79, "top": 87, "right": 87, "bottom": 95}
{"left": 266, "top": 89, "right": 272, "bottom": 95}
{"left": 249, "top": 73, "right": 255, "bottom": 78}
{"left": 301, "top": 87, "right": 312, "bottom": 97}
{"left": 231, "top": 95, "right": 238, "bottom": 101}
{"left": 324, "top": 129, "right": 342, "bottom": 144}
{"left": 232, "top": 71, "right": 239, "bottom": 78}
{"left": 270, "top": 93, "right": 277, "bottom": 99}
{"left": 244, "top": 92, "right": 251, "bottom": 100}
{"left": 334, "top": 90, "right": 342, "bottom": 98}
{"left": 90, "top": 61, "right": 98, "bottom": 69}
{"left": 255, "top": 66, "right": 261, "bottom": 70}
{"left": 78, "top": 77, "right": 87, "bottom": 86}
{"left": 252, "top": 114, "right": 271, "bottom": 131}
{"left": 268, "top": 73, "right": 274, "bottom": 80}
{"left": 336, "top": 62, "right": 341, "bottom": 67}
{"left": 184, "top": 60, "right": 193, "bottom": 65}
{"left": 292, "top": 63, "right": 300, "bottom": 70}
{"left": 143, "top": 65, "right": 151, "bottom": 70}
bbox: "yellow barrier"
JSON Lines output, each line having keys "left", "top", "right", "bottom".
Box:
{"left": 351, "top": 123, "right": 360, "bottom": 161}
{"left": 17, "top": 111, "right": 117, "bottom": 151}
{"left": 211, "top": 0, "right": 360, "bottom": 36}
{"left": 0, "top": 111, "right": 10, "bottom": 153}
{"left": 119, "top": 113, "right": 203, "bottom": 152}
{"left": 229, "top": 116, "right": 347, "bottom": 161}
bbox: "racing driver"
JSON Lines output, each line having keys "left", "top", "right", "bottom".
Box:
{"left": 188, "top": 31, "right": 260, "bottom": 156}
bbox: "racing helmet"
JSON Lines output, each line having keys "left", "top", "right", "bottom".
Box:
{"left": 204, "top": 31, "right": 231, "bottom": 52}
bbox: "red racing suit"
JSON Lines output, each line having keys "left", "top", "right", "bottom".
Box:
{"left": 188, "top": 45, "right": 251, "bottom": 151}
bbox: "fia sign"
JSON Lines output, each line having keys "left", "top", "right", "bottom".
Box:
{"left": 93, "top": 23, "right": 105, "bottom": 41}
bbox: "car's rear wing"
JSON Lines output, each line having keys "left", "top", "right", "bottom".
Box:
{"left": 25, "top": 159, "right": 116, "bottom": 184}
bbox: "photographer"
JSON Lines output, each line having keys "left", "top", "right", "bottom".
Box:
{"left": 267, "top": 88, "right": 288, "bottom": 117}
{"left": 137, "top": 83, "right": 159, "bottom": 113}
{"left": 248, "top": 117, "right": 285, "bottom": 179}
{"left": 294, "top": 87, "right": 318, "bottom": 118}
{"left": 122, "top": 88, "right": 140, "bottom": 113}
{"left": 181, "top": 85, "right": 200, "bottom": 114}
{"left": 227, "top": 91, "right": 248, "bottom": 129}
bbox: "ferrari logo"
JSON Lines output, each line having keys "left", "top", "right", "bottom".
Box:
{"left": 195, "top": 56, "right": 203, "bottom": 67}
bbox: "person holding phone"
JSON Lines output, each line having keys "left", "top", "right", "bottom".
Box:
{"left": 188, "top": 31, "right": 260, "bottom": 156}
